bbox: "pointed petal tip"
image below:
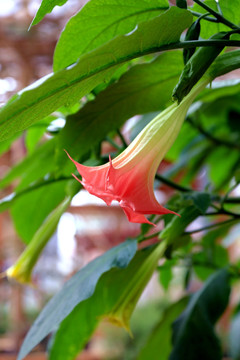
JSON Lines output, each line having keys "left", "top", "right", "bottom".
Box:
{"left": 71, "top": 173, "right": 82, "bottom": 184}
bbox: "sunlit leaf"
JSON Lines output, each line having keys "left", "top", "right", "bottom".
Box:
{"left": 54, "top": 0, "right": 169, "bottom": 70}
{"left": 0, "top": 8, "right": 192, "bottom": 142}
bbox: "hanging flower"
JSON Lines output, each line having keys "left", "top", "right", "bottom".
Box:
{"left": 67, "top": 80, "right": 208, "bottom": 225}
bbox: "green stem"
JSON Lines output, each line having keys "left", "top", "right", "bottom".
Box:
{"left": 184, "top": 218, "right": 238, "bottom": 235}
{"left": 190, "top": 10, "right": 219, "bottom": 23}
{"left": 187, "top": 117, "right": 240, "bottom": 150}
{"left": 138, "top": 231, "right": 160, "bottom": 243}
{"left": 193, "top": 0, "right": 239, "bottom": 29}
{"left": 117, "top": 129, "right": 128, "bottom": 149}
{"left": 220, "top": 182, "right": 240, "bottom": 208}
{"left": 155, "top": 173, "right": 191, "bottom": 192}
{"left": 106, "top": 136, "right": 121, "bottom": 150}
{"left": 205, "top": 209, "right": 240, "bottom": 218}
{"left": 224, "top": 197, "right": 240, "bottom": 204}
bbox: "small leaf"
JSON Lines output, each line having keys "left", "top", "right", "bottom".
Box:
{"left": 159, "top": 265, "right": 173, "bottom": 291}
{"left": 170, "top": 268, "right": 231, "bottom": 360}
{"left": 31, "top": 0, "right": 68, "bottom": 27}
{"left": 182, "top": 191, "right": 211, "bottom": 214}
{"left": 17, "top": 239, "right": 138, "bottom": 360}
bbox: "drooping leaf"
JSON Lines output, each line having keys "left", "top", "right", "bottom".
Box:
{"left": 159, "top": 262, "right": 173, "bottom": 291}
{"left": 31, "top": 0, "right": 69, "bottom": 27}
{"left": 0, "top": 7, "right": 192, "bottom": 142}
{"left": 138, "top": 297, "right": 189, "bottom": 360}
{"left": 17, "top": 239, "right": 138, "bottom": 360}
{"left": 57, "top": 51, "right": 183, "bottom": 168}
{"left": 170, "top": 268, "right": 231, "bottom": 360}
{"left": 53, "top": 0, "right": 169, "bottom": 71}
{"left": 48, "top": 242, "right": 166, "bottom": 360}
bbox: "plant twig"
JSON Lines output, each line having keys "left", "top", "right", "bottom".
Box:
{"left": 187, "top": 117, "right": 240, "bottom": 150}
{"left": 190, "top": 10, "right": 219, "bottom": 23}
{"left": 193, "top": 0, "right": 239, "bottom": 30}
{"left": 116, "top": 129, "right": 128, "bottom": 149}
{"left": 184, "top": 218, "right": 238, "bottom": 235}
{"left": 155, "top": 174, "right": 191, "bottom": 192}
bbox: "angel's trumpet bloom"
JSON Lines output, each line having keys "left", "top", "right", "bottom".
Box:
{"left": 67, "top": 80, "right": 208, "bottom": 224}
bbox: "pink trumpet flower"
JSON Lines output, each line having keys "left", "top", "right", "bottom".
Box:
{"left": 67, "top": 80, "right": 208, "bottom": 225}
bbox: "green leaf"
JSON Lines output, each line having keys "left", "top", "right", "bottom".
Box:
{"left": 0, "top": 7, "right": 192, "bottom": 142}
{"left": 25, "top": 116, "right": 55, "bottom": 154}
{"left": 193, "top": 245, "right": 229, "bottom": 281}
{"left": 0, "top": 140, "right": 56, "bottom": 190}
{"left": 138, "top": 297, "right": 189, "bottom": 360}
{"left": 159, "top": 263, "right": 173, "bottom": 291}
{"left": 17, "top": 239, "right": 138, "bottom": 360}
{"left": 207, "top": 147, "right": 240, "bottom": 189}
{"left": 170, "top": 269, "right": 231, "bottom": 360}
{"left": 57, "top": 51, "right": 183, "bottom": 168}
{"left": 31, "top": 0, "right": 68, "bottom": 27}
{"left": 54, "top": 0, "right": 169, "bottom": 71}
{"left": 48, "top": 242, "right": 167, "bottom": 360}
{"left": 182, "top": 191, "right": 211, "bottom": 214}
{"left": 230, "top": 311, "right": 240, "bottom": 360}
{"left": 208, "top": 50, "right": 240, "bottom": 80}
{"left": 191, "top": 0, "right": 240, "bottom": 39}
{"left": 10, "top": 179, "right": 68, "bottom": 244}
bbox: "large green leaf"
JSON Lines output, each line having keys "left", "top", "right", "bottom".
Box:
{"left": 137, "top": 297, "right": 189, "bottom": 360}
{"left": 48, "top": 244, "right": 163, "bottom": 360}
{"left": 53, "top": 0, "right": 169, "bottom": 71}
{"left": 0, "top": 7, "right": 192, "bottom": 142}
{"left": 0, "top": 140, "right": 56, "bottom": 190}
{"left": 170, "top": 269, "right": 231, "bottom": 360}
{"left": 17, "top": 239, "right": 137, "bottom": 360}
{"left": 31, "top": 0, "right": 69, "bottom": 26}
{"left": 57, "top": 50, "right": 183, "bottom": 168}
{"left": 10, "top": 179, "right": 68, "bottom": 244}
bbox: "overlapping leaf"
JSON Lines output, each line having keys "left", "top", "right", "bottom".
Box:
{"left": 57, "top": 50, "right": 184, "bottom": 168}
{"left": 53, "top": 0, "right": 169, "bottom": 70}
{"left": 170, "top": 269, "right": 231, "bottom": 360}
{"left": 31, "top": 0, "right": 69, "bottom": 26}
{"left": 0, "top": 7, "right": 192, "bottom": 143}
{"left": 17, "top": 239, "right": 137, "bottom": 360}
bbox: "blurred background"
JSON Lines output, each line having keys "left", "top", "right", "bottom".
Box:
{"left": 0, "top": 1, "right": 240, "bottom": 360}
